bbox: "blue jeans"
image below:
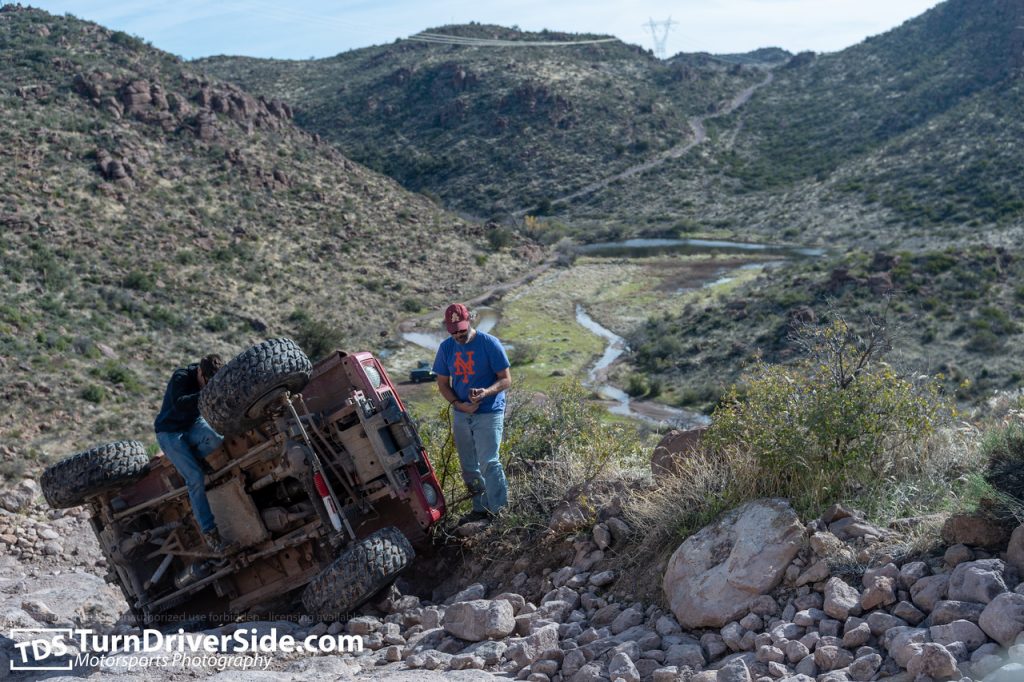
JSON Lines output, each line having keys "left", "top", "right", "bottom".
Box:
{"left": 452, "top": 411, "right": 507, "bottom": 514}
{"left": 157, "top": 418, "right": 222, "bottom": 533}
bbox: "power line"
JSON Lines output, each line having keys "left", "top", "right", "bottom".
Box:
{"left": 408, "top": 32, "right": 618, "bottom": 47}
{"left": 644, "top": 17, "right": 678, "bottom": 59}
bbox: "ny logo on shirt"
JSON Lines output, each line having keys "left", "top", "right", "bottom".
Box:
{"left": 454, "top": 351, "right": 475, "bottom": 384}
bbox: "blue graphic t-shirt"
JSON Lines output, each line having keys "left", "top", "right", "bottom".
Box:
{"left": 432, "top": 331, "right": 511, "bottom": 413}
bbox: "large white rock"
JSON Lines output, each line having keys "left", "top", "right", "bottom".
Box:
{"left": 442, "top": 600, "right": 515, "bottom": 642}
{"left": 663, "top": 498, "right": 804, "bottom": 629}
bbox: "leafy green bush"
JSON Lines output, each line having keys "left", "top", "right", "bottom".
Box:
{"left": 704, "top": 319, "right": 951, "bottom": 515}
{"left": 486, "top": 227, "right": 514, "bottom": 251}
{"left": 81, "top": 384, "right": 107, "bottom": 403}
{"left": 122, "top": 270, "right": 155, "bottom": 292}
{"left": 93, "top": 361, "right": 142, "bottom": 393}
{"left": 291, "top": 315, "right": 345, "bottom": 362}
{"left": 400, "top": 298, "right": 422, "bottom": 313}
{"left": 507, "top": 341, "right": 538, "bottom": 366}
{"left": 626, "top": 373, "right": 649, "bottom": 397}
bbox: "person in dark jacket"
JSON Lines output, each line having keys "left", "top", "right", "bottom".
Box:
{"left": 154, "top": 354, "right": 235, "bottom": 554}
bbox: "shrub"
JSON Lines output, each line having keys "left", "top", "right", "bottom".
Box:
{"left": 507, "top": 341, "right": 538, "bottom": 366}
{"left": 203, "top": 315, "right": 229, "bottom": 332}
{"left": 626, "top": 374, "right": 649, "bottom": 397}
{"left": 292, "top": 316, "right": 345, "bottom": 362}
{"left": 704, "top": 318, "right": 951, "bottom": 515}
{"left": 81, "top": 384, "right": 107, "bottom": 403}
{"left": 94, "top": 361, "right": 142, "bottom": 393}
{"left": 982, "top": 419, "right": 1024, "bottom": 503}
{"left": 486, "top": 227, "right": 514, "bottom": 251}
{"left": 122, "top": 270, "right": 154, "bottom": 292}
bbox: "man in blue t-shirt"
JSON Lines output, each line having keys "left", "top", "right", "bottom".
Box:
{"left": 433, "top": 303, "right": 512, "bottom": 520}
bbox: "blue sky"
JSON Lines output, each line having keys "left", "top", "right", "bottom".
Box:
{"left": 28, "top": 0, "right": 943, "bottom": 60}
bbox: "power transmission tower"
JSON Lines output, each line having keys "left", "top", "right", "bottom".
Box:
{"left": 644, "top": 17, "right": 678, "bottom": 59}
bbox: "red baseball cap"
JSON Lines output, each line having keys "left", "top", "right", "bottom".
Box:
{"left": 445, "top": 303, "right": 470, "bottom": 334}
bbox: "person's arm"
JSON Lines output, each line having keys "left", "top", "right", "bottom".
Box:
{"left": 170, "top": 369, "right": 201, "bottom": 412}
{"left": 436, "top": 375, "right": 479, "bottom": 413}
{"left": 435, "top": 374, "right": 458, "bottom": 406}
{"left": 470, "top": 368, "right": 511, "bottom": 403}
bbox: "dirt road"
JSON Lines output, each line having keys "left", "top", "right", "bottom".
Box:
{"left": 513, "top": 68, "right": 776, "bottom": 216}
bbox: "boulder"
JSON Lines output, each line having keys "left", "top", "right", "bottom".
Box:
{"left": 930, "top": 600, "right": 985, "bottom": 625}
{"left": 608, "top": 652, "right": 641, "bottom": 682}
{"left": 823, "top": 578, "right": 862, "bottom": 620}
{"left": 910, "top": 574, "right": 949, "bottom": 612}
{"left": 979, "top": 592, "right": 1024, "bottom": 647}
{"left": 906, "top": 642, "right": 957, "bottom": 678}
{"left": 814, "top": 645, "right": 854, "bottom": 671}
{"left": 848, "top": 653, "right": 882, "bottom": 681}
{"left": 506, "top": 624, "right": 559, "bottom": 669}
{"left": 717, "top": 658, "right": 752, "bottom": 682}
{"left": 880, "top": 626, "right": 930, "bottom": 668}
{"left": 942, "top": 513, "right": 1010, "bottom": 549}
{"left": 984, "top": 662, "right": 1024, "bottom": 682}
{"left": 828, "top": 516, "right": 886, "bottom": 542}
{"left": 663, "top": 499, "right": 803, "bottom": 629}
{"left": 1008, "top": 525, "right": 1024, "bottom": 576}
{"left": 0, "top": 480, "right": 36, "bottom": 512}
{"left": 442, "top": 600, "right": 515, "bottom": 641}
{"left": 547, "top": 500, "right": 590, "bottom": 534}
{"left": 899, "top": 561, "right": 930, "bottom": 589}
{"left": 860, "top": 575, "right": 896, "bottom": 610}
{"left": 944, "top": 543, "right": 975, "bottom": 567}
{"left": 929, "top": 619, "right": 987, "bottom": 651}
{"left": 650, "top": 427, "right": 708, "bottom": 476}
{"left": 947, "top": 559, "right": 1009, "bottom": 604}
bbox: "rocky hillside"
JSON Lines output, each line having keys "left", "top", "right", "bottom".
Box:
{"left": 198, "top": 25, "right": 771, "bottom": 218}
{"left": 560, "top": 0, "right": 1024, "bottom": 245}
{"left": 204, "top": 1, "right": 1024, "bottom": 248}
{"left": 0, "top": 5, "right": 538, "bottom": 466}
{"left": 624, "top": 246, "right": 1024, "bottom": 413}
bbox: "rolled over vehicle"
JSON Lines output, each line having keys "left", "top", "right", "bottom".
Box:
{"left": 41, "top": 338, "right": 445, "bottom": 627}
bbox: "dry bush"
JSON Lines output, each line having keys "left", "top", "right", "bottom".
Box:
{"left": 621, "top": 450, "right": 731, "bottom": 567}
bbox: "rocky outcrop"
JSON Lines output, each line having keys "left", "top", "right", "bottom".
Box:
{"left": 71, "top": 71, "right": 293, "bottom": 141}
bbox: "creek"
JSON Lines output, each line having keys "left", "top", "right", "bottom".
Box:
{"left": 401, "top": 238, "right": 820, "bottom": 429}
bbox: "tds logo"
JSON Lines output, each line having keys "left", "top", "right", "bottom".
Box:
{"left": 453, "top": 352, "right": 475, "bottom": 384}
{"left": 10, "top": 628, "right": 74, "bottom": 671}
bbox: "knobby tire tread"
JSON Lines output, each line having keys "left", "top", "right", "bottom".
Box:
{"left": 41, "top": 440, "right": 149, "bottom": 508}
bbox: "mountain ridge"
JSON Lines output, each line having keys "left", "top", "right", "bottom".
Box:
{"left": 202, "top": 0, "right": 1024, "bottom": 246}
{"left": 0, "top": 5, "right": 535, "bottom": 462}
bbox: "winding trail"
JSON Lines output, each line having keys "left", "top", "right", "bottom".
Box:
{"left": 513, "top": 68, "right": 775, "bottom": 216}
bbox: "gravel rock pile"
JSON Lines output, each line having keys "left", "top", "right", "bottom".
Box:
{"left": 6, "top": 473, "right": 1024, "bottom": 681}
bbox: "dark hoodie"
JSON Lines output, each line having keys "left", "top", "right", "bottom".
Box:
{"left": 154, "top": 364, "right": 202, "bottom": 433}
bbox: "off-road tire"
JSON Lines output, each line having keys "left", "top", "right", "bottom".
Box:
{"left": 199, "top": 338, "right": 312, "bottom": 437}
{"left": 41, "top": 440, "right": 150, "bottom": 509}
{"left": 301, "top": 527, "right": 414, "bottom": 618}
